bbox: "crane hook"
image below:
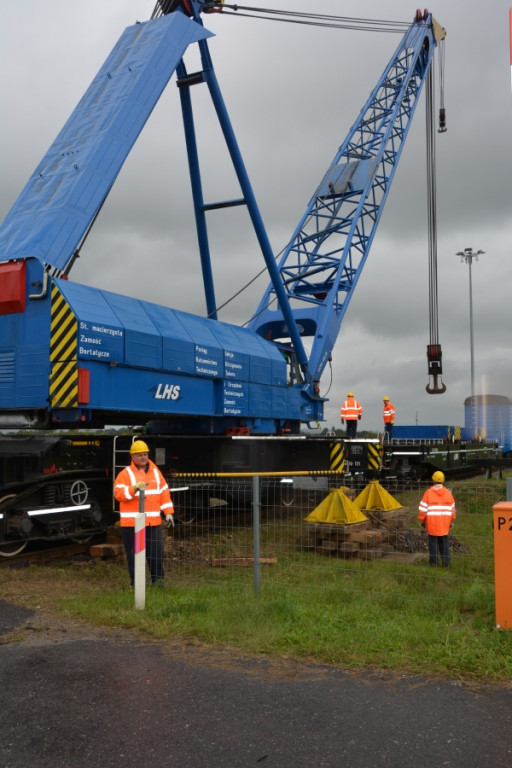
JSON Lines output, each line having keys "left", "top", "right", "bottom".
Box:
{"left": 426, "top": 376, "right": 447, "bottom": 395}
{"left": 426, "top": 344, "right": 447, "bottom": 394}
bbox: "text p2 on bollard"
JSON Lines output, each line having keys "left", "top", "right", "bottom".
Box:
{"left": 492, "top": 502, "right": 512, "bottom": 629}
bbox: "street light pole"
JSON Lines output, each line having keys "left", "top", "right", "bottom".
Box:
{"left": 456, "top": 247, "right": 485, "bottom": 435}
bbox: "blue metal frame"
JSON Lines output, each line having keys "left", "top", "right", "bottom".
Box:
{"left": 176, "top": 2, "right": 308, "bottom": 365}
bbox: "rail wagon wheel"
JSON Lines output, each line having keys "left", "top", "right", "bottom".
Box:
{"left": 0, "top": 494, "right": 28, "bottom": 557}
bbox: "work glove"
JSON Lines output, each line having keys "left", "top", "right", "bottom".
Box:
{"left": 132, "top": 482, "right": 146, "bottom": 494}
{"left": 358, "top": 415, "right": 361, "bottom": 420}
{"left": 341, "top": 419, "right": 345, "bottom": 425}
{"left": 165, "top": 514, "right": 175, "bottom": 527}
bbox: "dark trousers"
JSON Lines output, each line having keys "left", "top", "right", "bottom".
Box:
{"left": 346, "top": 420, "right": 358, "bottom": 439}
{"left": 384, "top": 423, "right": 393, "bottom": 440}
{"left": 121, "top": 525, "right": 164, "bottom": 585}
{"left": 427, "top": 534, "right": 450, "bottom": 567}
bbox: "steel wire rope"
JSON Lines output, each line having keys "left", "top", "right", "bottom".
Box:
{"left": 207, "top": 246, "right": 282, "bottom": 320}
{"left": 218, "top": 5, "right": 410, "bottom": 33}
{"left": 438, "top": 39, "right": 446, "bottom": 107}
{"left": 151, "top": 1, "right": 412, "bottom": 32}
{"left": 425, "top": 64, "right": 439, "bottom": 348}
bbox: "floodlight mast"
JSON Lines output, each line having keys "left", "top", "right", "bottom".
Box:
{"left": 456, "top": 247, "right": 485, "bottom": 436}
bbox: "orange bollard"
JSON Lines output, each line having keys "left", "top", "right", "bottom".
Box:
{"left": 492, "top": 502, "right": 512, "bottom": 629}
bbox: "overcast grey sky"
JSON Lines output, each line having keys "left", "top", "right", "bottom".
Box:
{"left": 1, "top": 0, "right": 511, "bottom": 431}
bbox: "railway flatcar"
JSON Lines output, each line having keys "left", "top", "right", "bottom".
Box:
{"left": 381, "top": 425, "right": 499, "bottom": 481}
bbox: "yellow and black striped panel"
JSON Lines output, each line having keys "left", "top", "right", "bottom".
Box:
{"left": 367, "top": 442, "right": 383, "bottom": 471}
{"left": 49, "top": 284, "right": 78, "bottom": 408}
{"left": 330, "top": 441, "right": 346, "bottom": 473}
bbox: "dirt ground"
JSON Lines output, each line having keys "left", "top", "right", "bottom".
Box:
{"left": 1, "top": 596, "right": 509, "bottom": 695}
{"left": 0, "top": 598, "right": 408, "bottom": 685}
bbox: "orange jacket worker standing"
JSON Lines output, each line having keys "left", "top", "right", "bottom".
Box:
{"left": 382, "top": 396, "right": 395, "bottom": 440}
{"left": 114, "top": 440, "right": 173, "bottom": 587}
{"left": 418, "top": 471, "right": 456, "bottom": 567}
{"left": 340, "top": 392, "right": 363, "bottom": 439}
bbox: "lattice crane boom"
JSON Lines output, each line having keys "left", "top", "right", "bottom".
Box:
{"left": 247, "top": 9, "right": 446, "bottom": 396}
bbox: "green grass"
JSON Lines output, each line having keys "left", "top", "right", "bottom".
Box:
{"left": 2, "top": 475, "right": 512, "bottom": 685}
{"left": 2, "top": 555, "right": 511, "bottom": 685}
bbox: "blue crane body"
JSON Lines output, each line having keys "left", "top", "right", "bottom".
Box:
{"left": 0, "top": 4, "right": 445, "bottom": 435}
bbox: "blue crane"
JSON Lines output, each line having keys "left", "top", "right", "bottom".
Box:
{"left": 0, "top": 3, "right": 445, "bottom": 435}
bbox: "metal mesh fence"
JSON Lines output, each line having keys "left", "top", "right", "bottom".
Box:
{"left": 160, "top": 474, "right": 507, "bottom": 604}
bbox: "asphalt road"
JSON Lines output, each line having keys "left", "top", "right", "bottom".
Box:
{"left": 0, "top": 600, "right": 510, "bottom": 768}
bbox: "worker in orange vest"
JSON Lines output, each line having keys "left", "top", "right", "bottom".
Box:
{"left": 114, "top": 440, "right": 174, "bottom": 588}
{"left": 340, "top": 392, "right": 363, "bottom": 439}
{"left": 382, "top": 396, "right": 395, "bottom": 441}
{"left": 418, "top": 471, "right": 456, "bottom": 567}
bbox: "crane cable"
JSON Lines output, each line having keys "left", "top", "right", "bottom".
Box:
{"left": 152, "top": 2, "right": 411, "bottom": 32}
{"left": 426, "top": 65, "right": 439, "bottom": 349}
{"left": 425, "top": 44, "right": 447, "bottom": 395}
{"left": 216, "top": 6, "right": 410, "bottom": 34}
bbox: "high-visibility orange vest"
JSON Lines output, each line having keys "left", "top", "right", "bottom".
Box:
{"left": 383, "top": 402, "right": 395, "bottom": 424}
{"left": 340, "top": 397, "right": 363, "bottom": 421}
{"left": 418, "top": 484, "right": 456, "bottom": 536}
{"left": 114, "top": 459, "right": 173, "bottom": 527}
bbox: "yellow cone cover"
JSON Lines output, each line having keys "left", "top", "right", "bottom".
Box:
{"left": 305, "top": 488, "right": 368, "bottom": 525}
{"left": 353, "top": 480, "right": 402, "bottom": 511}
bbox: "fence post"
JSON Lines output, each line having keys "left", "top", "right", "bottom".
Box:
{"left": 134, "top": 488, "right": 146, "bottom": 610}
{"left": 252, "top": 474, "right": 261, "bottom": 594}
